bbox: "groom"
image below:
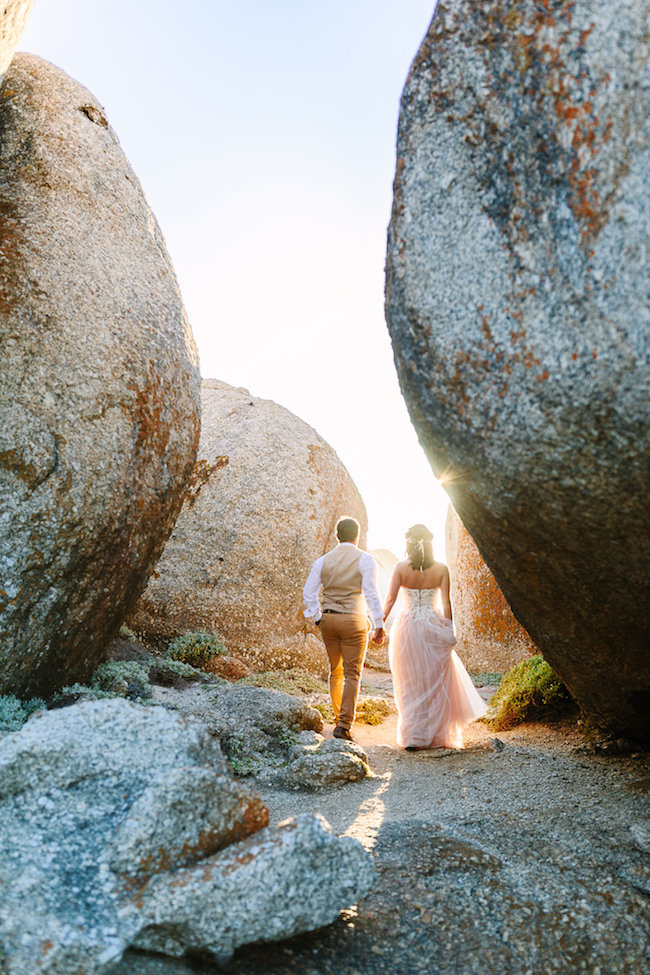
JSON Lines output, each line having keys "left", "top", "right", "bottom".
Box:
{"left": 303, "top": 516, "right": 385, "bottom": 742}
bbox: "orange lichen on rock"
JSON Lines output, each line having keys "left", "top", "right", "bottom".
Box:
{"left": 446, "top": 507, "right": 537, "bottom": 673}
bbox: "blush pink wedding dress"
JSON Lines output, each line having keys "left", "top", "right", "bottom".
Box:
{"left": 389, "top": 588, "right": 487, "bottom": 749}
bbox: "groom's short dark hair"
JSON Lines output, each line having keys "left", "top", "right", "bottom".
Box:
{"left": 336, "top": 517, "right": 360, "bottom": 542}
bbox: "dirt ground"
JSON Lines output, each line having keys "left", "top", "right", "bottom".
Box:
{"left": 149, "top": 668, "right": 649, "bottom": 975}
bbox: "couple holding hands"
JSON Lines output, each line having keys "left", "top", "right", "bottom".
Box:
{"left": 303, "top": 517, "right": 486, "bottom": 749}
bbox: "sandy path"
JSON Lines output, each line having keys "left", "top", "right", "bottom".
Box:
{"left": 217, "top": 670, "right": 650, "bottom": 975}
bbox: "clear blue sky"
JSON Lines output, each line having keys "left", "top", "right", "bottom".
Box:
{"left": 21, "top": 0, "right": 450, "bottom": 559}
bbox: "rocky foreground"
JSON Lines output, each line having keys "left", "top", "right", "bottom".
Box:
{"left": 103, "top": 676, "right": 650, "bottom": 975}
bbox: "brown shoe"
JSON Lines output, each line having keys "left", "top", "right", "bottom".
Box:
{"left": 333, "top": 726, "right": 355, "bottom": 742}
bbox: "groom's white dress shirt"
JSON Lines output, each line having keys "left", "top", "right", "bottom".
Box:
{"left": 303, "top": 543, "right": 383, "bottom": 627}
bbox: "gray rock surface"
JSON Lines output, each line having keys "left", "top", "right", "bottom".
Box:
{"left": 385, "top": 2, "right": 650, "bottom": 736}
{"left": 0, "top": 0, "right": 32, "bottom": 78}
{"left": 0, "top": 699, "right": 267, "bottom": 974}
{"left": 129, "top": 379, "right": 367, "bottom": 671}
{"left": 130, "top": 814, "right": 376, "bottom": 965}
{"left": 0, "top": 698, "right": 374, "bottom": 973}
{"left": 0, "top": 55, "right": 200, "bottom": 696}
{"left": 151, "top": 682, "right": 324, "bottom": 776}
{"left": 274, "top": 736, "right": 374, "bottom": 790}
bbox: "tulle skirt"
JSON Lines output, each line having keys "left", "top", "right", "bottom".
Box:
{"left": 389, "top": 608, "right": 487, "bottom": 749}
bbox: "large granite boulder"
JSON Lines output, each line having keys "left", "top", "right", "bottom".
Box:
{"left": 385, "top": 2, "right": 650, "bottom": 737}
{"left": 129, "top": 379, "right": 368, "bottom": 670}
{"left": 0, "top": 699, "right": 376, "bottom": 973}
{"left": 0, "top": 55, "right": 201, "bottom": 697}
{"left": 446, "top": 506, "right": 536, "bottom": 673}
{"left": 0, "top": 0, "right": 32, "bottom": 78}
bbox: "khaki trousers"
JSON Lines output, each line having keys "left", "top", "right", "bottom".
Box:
{"left": 319, "top": 613, "right": 370, "bottom": 729}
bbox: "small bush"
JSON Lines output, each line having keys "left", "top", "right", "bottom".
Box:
{"left": 147, "top": 657, "right": 206, "bottom": 686}
{"left": 165, "top": 631, "right": 227, "bottom": 669}
{"left": 91, "top": 660, "right": 151, "bottom": 699}
{"left": 0, "top": 695, "right": 47, "bottom": 732}
{"left": 485, "top": 655, "right": 574, "bottom": 731}
{"left": 355, "top": 698, "right": 393, "bottom": 725}
{"left": 52, "top": 660, "right": 153, "bottom": 707}
{"left": 118, "top": 624, "right": 136, "bottom": 640}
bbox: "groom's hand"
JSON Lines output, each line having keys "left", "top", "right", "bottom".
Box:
{"left": 372, "top": 626, "right": 385, "bottom": 644}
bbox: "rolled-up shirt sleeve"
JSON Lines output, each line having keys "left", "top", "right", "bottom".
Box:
{"left": 359, "top": 553, "right": 384, "bottom": 628}
{"left": 303, "top": 555, "right": 325, "bottom": 621}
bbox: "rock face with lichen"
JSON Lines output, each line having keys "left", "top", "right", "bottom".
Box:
{"left": 0, "top": 55, "right": 201, "bottom": 697}
{"left": 0, "top": 0, "right": 33, "bottom": 78}
{"left": 129, "top": 379, "right": 367, "bottom": 670}
{"left": 446, "top": 506, "right": 536, "bottom": 673}
{"left": 385, "top": 2, "right": 650, "bottom": 737}
{"left": 0, "top": 699, "right": 375, "bottom": 972}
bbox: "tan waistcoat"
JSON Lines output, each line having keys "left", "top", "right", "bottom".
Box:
{"left": 320, "top": 544, "right": 365, "bottom": 616}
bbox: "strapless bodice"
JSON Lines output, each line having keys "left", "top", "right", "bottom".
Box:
{"left": 402, "top": 588, "right": 438, "bottom": 614}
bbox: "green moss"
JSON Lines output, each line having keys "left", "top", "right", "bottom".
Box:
{"left": 165, "top": 631, "right": 227, "bottom": 667}
{"left": 276, "top": 725, "right": 299, "bottom": 749}
{"left": 485, "top": 655, "right": 574, "bottom": 731}
{"left": 238, "top": 668, "right": 329, "bottom": 696}
{"left": 228, "top": 754, "right": 258, "bottom": 776}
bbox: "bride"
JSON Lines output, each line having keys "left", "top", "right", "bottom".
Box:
{"left": 383, "top": 524, "right": 487, "bottom": 750}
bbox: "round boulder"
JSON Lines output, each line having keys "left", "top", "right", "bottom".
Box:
{"left": 129, "top": 379, "right": 368, "bottom": 670}
{"left": 446, "top": 506, "right": 536, "bottom": 673}
{"left": 0, "top": 0, "right": 33, "bottom": 78}
{"left": 385, "top": 2, "right": 650, "bottom": 736}
{"left": 0, "top": 56, "right": 201, "bottom": 696}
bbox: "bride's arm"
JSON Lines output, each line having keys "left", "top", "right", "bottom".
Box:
{"left": 382, "top": 565, "right": 402, "bottom": 621}
{"left": 440, "top": 566, "right": 453, "bottom": 620}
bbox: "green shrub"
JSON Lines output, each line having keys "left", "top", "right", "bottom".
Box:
{"left": 485, "top": 655, "right": 574, "bottom": 731}
{"left": 355, "top": 698, "right": 393, "bottom": 725}
{"left": 165, "top": 631, "right": 226, "bottom": 668}
{"left": 0, "top": 695, "right": 47, "bottom": 732}
{"left": 87, "top": 660, "right": 151, "bottom": 701}
{"left": 149, "top": 657, "right": 205, "bottom": 680}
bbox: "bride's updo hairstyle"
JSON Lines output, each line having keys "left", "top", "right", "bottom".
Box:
{"left": 405, "top": 524, "right": 434, "bottom": 572}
